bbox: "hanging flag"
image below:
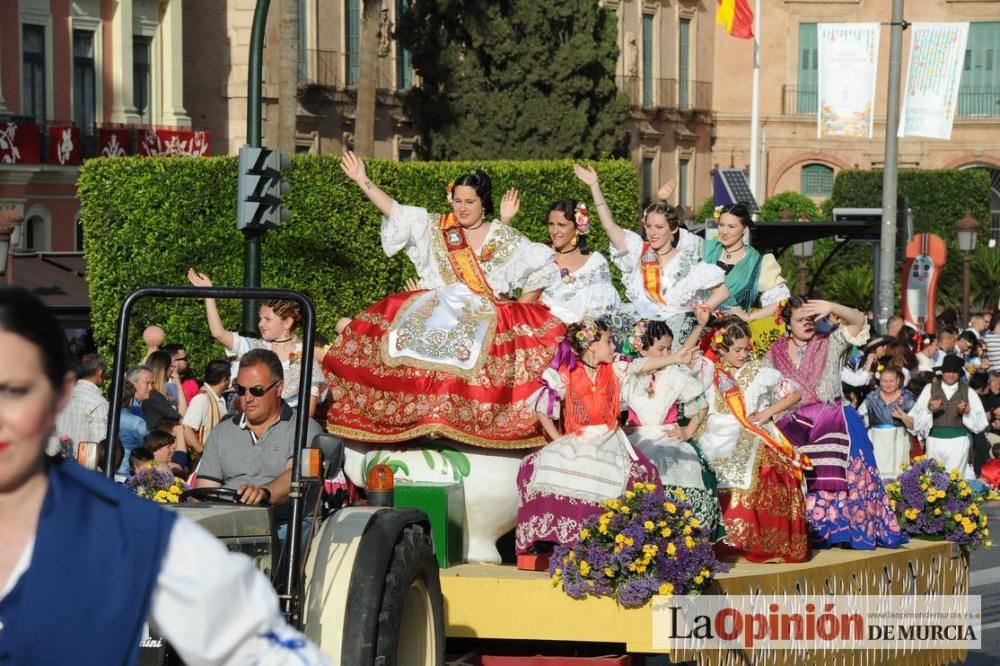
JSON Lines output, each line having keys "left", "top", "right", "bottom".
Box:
{"left": 899, "top": 23, "right": 970, "bottom": 140}
{"left": 817, "top": 23, "right": 880, "bottom": 139}
{"left": 716, "top": 0, "right": 754, "bottom": 39}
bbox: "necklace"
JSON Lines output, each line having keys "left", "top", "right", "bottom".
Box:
{"left": 724, "top": 244, "right": 744, "bottom": 261}
{"left": 272, "top": 337, "right": 294, "bottom": 344}
{"left": 555, "top": 246, "right": 578, "bottom": 255}
{"left": 790, "top": 338, "right": 808, "bottom": 358}
{"left": 465, "top": 218, "right": 487, "bottom": 231}
{"left": 656, "top": 246, "right": 675, "bottom": 257}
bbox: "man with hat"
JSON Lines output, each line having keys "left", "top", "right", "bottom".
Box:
{"left": 911, "top": 354, "right": 989, "bottom": 477}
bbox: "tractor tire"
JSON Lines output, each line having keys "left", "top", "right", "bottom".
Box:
{"left": 372, "top": 524, "right": 445, "bottom": 666}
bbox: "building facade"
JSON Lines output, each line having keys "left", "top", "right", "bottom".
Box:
{"left": 0, "top": 0, "right": 201, "bottom": 254}
{"left": 712, "top": 0, "right": 1000, "bottom": 237}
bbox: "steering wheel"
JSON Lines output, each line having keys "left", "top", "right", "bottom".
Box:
{"left": 180, "top": 487, "right": 243, "bottom": 504}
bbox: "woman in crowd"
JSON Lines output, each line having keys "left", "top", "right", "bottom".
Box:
{"left": 142, "top": 351, "right": 185, "bottom": 430}
{"left": 325, "top": 151, "right": 563, "bottom": 449}
{"left": 186, "top": 271, "right": 326, "bottom": 417}
{"left": 620, "top": 318, "right": 723, "bottom": 541}
{"left": 515, "top": 318, "right": 694, "bottom": 554}
{"left": 857, "top": 365, "right": 918, "bottom": 481}
{"left": 576, "top": 164, "right": 725, "bottom": 350}
{"left": 0, "top": 287, "right": 328, "bottom": 665}
{"left": 695, "top": 316, "right": 809, "bottom": 563}
{"left": 915, "top": 333, "right": 938, "bottom": 374}
{"left": 537, "top": 195, "right": 623, "bottom": 324}
{"left": 702, "top": 203, "right": 791, "bottom": 351}
{"left": 766, "top": 297, "right": 906, "bottom": 550}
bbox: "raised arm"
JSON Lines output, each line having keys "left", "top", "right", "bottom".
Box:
{"left": 341, "top": 150, "right": 395, "bottom": 218}
{"left": 632, "top": 347, "right": 696, "bottom": 375}
{"left": 573, "top": 164, "right": 628, "bottom": 252}
{"left": 797, "top": 299, "right": 866, "bottom": 338}
{"left": 187, "top": 268, "right": 235, "bottom": 350}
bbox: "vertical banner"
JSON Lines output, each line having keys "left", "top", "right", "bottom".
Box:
{"left": 817, "top": 23, "right": 880, "bottom": 139}
{"left": 899, "top": 23, "right": 969, "bottom": 140}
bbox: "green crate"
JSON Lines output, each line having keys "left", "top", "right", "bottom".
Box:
{"left": 394, "top": 481, "right": 465, "bottom": 569}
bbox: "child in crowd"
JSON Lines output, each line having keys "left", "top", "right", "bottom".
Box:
{"left": 857, "top": 366, "right": 918, "bottom": 481}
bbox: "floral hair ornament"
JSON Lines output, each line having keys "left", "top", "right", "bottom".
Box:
{"left": 574, "top": 318, "right": 600, "bottom": 349}
{"left": 774, "top": 299, "right": 788, "bottom": 326}
{"left": 712, "top": 205, "right": 725, "bottom": 221}
{"left": 574, "top": 202, "right": 592, "bottom": 235}
{"left": 627, "top": 320, "right": 649, "bottom": 354}
{"left": 446, "top": 180, "right": 456, "bottom": 204}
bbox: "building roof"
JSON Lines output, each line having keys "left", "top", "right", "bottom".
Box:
{"left": 7, "top": 252, "right": 91, "bottom": 327}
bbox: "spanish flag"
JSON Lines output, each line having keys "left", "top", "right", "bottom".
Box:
{"left": 716, "top": 0, "right": 754, "bottom": 39}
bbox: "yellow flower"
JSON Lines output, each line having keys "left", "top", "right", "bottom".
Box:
{"left": 963, "top": 520, "right": 977, "bottom": 535}
{"left": 685, "top": 536, "right": 696, "bottom": 549}
{"left": 926, "top": 493, "right": 937, "bottom": 503}
{"left": 950, "top": 469, "right": 961, "bottom": 481}
{"left": 986, "top": 540, "right": 993, "bottom": 549}
{"left": 934, "top": 508, "right": 942, "bottom": 515}
{"left": 568, "top": 551, "right": 576, "bottom": 561}
{"left": 619, "top": 505, "right": 631, "bottom": 514}
{"left": 605, "top": 500, "right": 620, "bottom": 510}
{"left": 664, "top": 502, "right": 677, "bottom": 514}
{"left": 666, "top": 543, "right": 677, "bottom": 556}
{"left": 624, "top": 537, "right": 634, "bottom": 547}
{"left": 954, "top": 512, "right": 965, "bottom": 522}
{"left": 579, "top": 561, "right": 591, "bottom": 576}
{"left": 169, "top": 485, "right": 181, "bottom": 495}
{"left": 683, "top": 509, "right": 693, "bottom": 518}
{"left": 890, "top": 499, "right": 896, "bottom": 511}
{"left": 659, "top": 582, "right": 675, "bottom": 596}
{"left": 625, "top": 491, "right": 635, "bottom": 499}
{"left": 694, "top": 575, "right": 704, "bottom": 585}
{"left": 605, "top": 567, "right": 615, "bottom": 578}
{"left": 689, "top": 517, "right": 701, "bottom": 529}
{"left": 700, "top": 568, "right": 710, "bottom": 578}
{"left": 615, "top": 533, "right": 625, "bottom": 544}
{"left": 683, "top": 526, "right": 693, "bottom": 536}
{"left": 644, "top": 520, "right": 655, "bottom": 531}
{"left": 660, "top": 527, "right": 672, "bottom": 538}
{"left": 598, "top": 523, "right": 608, "bottom": 535}
{"left": 579, "top": 528, "right": 590, "bottom": 540}
{"left": 672, "top": 488, "right": 687, "bottom": 502}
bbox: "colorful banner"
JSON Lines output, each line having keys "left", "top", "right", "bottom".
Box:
{"left": 98, "top": 127, "right": 131, "bottom": 157}
{"left": 715, "top": 0, "right": 753, "bottom": 39}
{"left": 47, "top": 124, "right": 81, "bottom": 166}
{"left": 0, "top": 121, "right": 42, "bottom": 164}
{"left": 899, "top": 23, "right": 969, "bottom": 140}
{"left": 817, "top": 23, "right": 880, "bottom": 139}
{"left": 138, "top": 128, "right": 211, "bottom": 157}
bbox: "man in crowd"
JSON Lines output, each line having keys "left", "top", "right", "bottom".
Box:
{"left": 196, "top": 350, "right": 322, "bottom": 524}
{"left": 933, "top": 327, "right": 959, "bottom": 365}
{"left": 119, "top": 365, "right": 154, "bottom": 475}
{"left": 55, "top": 353, "right": 109, "bottom": 453}
{"left": 181, "top": 359, "right": 231, "bottom": 457}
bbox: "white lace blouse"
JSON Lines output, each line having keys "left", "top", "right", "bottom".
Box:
{"left": 381, "top": 202, "right": 559, "bottom": 298}
{"left": 540, "top": 252, "right": 622, "bottom": 323}
{"left": 610, "top": 229, "right": 724, "bottom": 319}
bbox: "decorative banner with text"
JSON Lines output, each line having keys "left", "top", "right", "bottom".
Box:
{"left": 899, "top": 23, "right": 969, "bottom": 140}
{"left": 817, "top": 23, "right": 880, "bottom": 139}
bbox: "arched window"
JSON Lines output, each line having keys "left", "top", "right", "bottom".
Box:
{"left": 21, "top": 206, "right": 51, "bottom": 252}
{"left": 801, "top": 163, "right": 834, "bottom": 198}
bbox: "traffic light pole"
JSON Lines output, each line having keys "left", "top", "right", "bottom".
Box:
{"left": 242, "top": 0, "right": 271, "bottom": 334}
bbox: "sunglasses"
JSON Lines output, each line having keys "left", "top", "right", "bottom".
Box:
{"left": 233, "top": 380, "right": 280, "bottom": 397}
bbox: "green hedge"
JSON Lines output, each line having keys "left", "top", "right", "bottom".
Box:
{"left": 825, "top": 168, "right": 992, "bottom": 312}
{"left": 78, "top": 156, "right": 639, "bottom": 366}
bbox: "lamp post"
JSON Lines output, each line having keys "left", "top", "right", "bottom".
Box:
{"left": 793, "top": 239, "right": 814, "bottom": 296}
{"left": 956, "top": 212, "right": 979, "bottom": 327}
{"left": 0, "top": 208, "right": 23, "bottom": 287}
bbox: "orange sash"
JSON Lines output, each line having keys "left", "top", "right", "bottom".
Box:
{"left": 714, "top": 365, "right": 811, "bottom": 480}
{"left": 640, "top": 242, "right": 666, "bottom": 305}
{"left": 440, "top": 213, "right": 493, "bottom": 298}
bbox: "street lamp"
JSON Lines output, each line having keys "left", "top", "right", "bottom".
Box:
{"left": 956, "top": 212, "right": 980, "bottom": 327}
{"left": 793, "top": 240, "right": 814, "bottom": 296}
{"left": 0, "top": 208, "right": 23, "bottom": 285}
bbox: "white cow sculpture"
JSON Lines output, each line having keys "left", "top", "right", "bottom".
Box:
{"left": 341, "top": 439, "right": 532, "bottom": 564}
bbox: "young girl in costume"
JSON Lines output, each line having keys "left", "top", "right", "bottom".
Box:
{"left": 766, "top": 297, "right": 907, "bottom": 550}
{"left": 573, "top": 165, "right": 726, "bottom": 350}
{"left": 621, "top": 319, "right": 724, "bottom": 541}
{"left": 696, "top": 316, "right": 810, "bottom": 563}
{"left": 515, "top": 319, "right": 693, "bottom": 554}
{"left": 325, "top": 151, "right": 563, "bottom": 449}
{"left": 857, "top": 365, "right": 918, "bottom": 481}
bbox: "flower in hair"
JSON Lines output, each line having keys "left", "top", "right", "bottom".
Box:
{"left": 774, "top": 299, "right": 788, "bottom": 326}
{"left": 627, "top": 321, "right": 649, "bottom": 353}
{"left": 446, "top": 180, "right": 456, "bottom": 204}
{"left": 574, "top": 319, "right": 600, "bottom": 349}
{"left": 712, "top": 332, "right": 724, "bottom": 346}
{"left": 713, "top": 205, "right": 725, "bottom": 221}
{"left": 574, "top": 202, "right": 591, "bottom": 235}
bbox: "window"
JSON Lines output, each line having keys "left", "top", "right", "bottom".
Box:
{"left": 22, "top": 24, "right": 46, "bottom": 122}
{"left": 801, "top": 164, "right": 834, "bottom": 198}
{"left": 396, "top": 0, "right": 412, "bottom": 90}
{"left": 679, "top": 19, "right": 691, "bottom": 110}
{"left": 346, "top": 0, "right": 360, "bottom": 86}
{"left": 797, "top": 23, "right": 818, "bottom": 114}
{"left": 959, "top": 22, "right": 1000, "bottom": 117}
{"left": 398, "top": 146, "right": 413, "bottom": 162}
{"left": 678, "top": 158, "right": 690, "bottom": 209}
{"left": 642, "top": 156, "right": 655, "bottom": 204}
{"left": 642, "top": 14, "right": 654, "bottom": 107}
{"left": 133, "top": 36, "right": 152, "bottom": 121}
{"left": 73, "top": 30, "right": 96, "bottom": 134}
{"left": 23, "top": 216, "right": 48, "bottom": 252}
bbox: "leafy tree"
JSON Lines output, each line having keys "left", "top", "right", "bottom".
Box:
{"left": 758, "top": 192, "right": 820, "bottom": 222}
{"left": 397, "top": 0, "right": 629, "bottom": 160}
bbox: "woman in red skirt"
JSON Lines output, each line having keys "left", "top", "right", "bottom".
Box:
{"left": 325, "top": 152, "right": 564, "bottom": 449}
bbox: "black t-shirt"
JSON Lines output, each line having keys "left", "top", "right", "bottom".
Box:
{"left": 142, "top": 390, "right": 182, "bottom": 430}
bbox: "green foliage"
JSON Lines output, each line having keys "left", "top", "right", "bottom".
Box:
{"left": 695, "top": 197, "right": 715, "bottom": 225}
{"left": 971, "top": 243, "right": 1000, "bottom": 312}
{"left": 397, "top": 0, "right": 629, "bottom": 160}
{"left": 757, "top": 192, "right": 820, "bottom": 222}
{"left": 820, "top": 265, "right": 875, "bottom": 311}
{"left": 78, "top": 156, "right": 639, "bottom": 365}
{"left": 819, "top": 168, "right": 993, "bottom": 312}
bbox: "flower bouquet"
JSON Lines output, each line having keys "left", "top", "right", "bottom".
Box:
{"left": 549, "top": 482, "right": 729, "bottom": 608}
{"left": 885, "top": 456, "right": 991, "bottom": 552}
{"left": 126, "top": 463, "right": 186, "bottom": 504}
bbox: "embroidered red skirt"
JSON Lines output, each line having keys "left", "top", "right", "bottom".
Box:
{"left": 324, "top": 290, "right": 565, "bottom": 449}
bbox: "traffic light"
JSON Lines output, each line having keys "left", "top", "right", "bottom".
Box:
{"left": 237, "top": 145, "right": 291, "bottom": 230}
